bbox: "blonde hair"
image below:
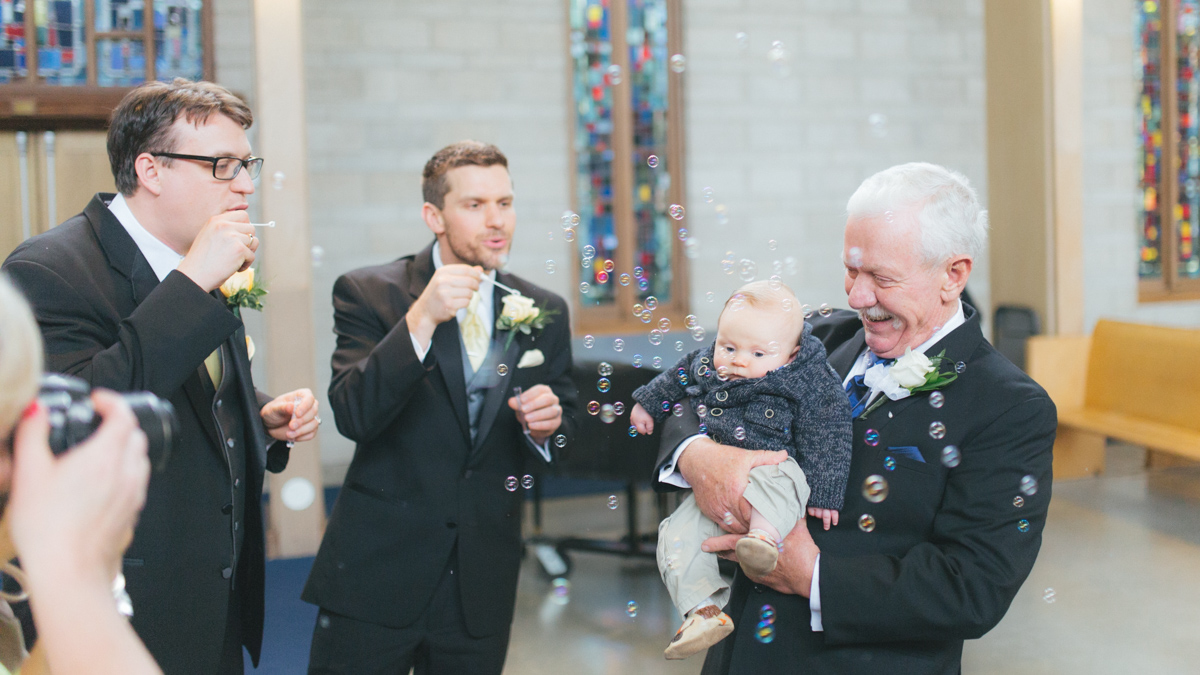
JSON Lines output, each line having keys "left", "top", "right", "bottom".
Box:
{"left": 0, "top": 275, "right": 43, "bottom": 440}
{"left": 718, "top": 280, "right": 805, "bottom": 346}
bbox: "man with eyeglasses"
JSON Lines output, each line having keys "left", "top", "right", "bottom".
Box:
{"left": 3, "top": 78, "right": 319, "bottom": 675}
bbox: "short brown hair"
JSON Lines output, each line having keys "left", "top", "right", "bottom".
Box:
{"left": 108, "top": 78, "right": 253, "bottom": 196}
{"left": 422, "top": 141, "right": 509, "bottom": 209}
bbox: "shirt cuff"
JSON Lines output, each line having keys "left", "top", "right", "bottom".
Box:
{"left": 809, "top": 554, "right": 823, "bottom": 632}
{"left": 657, "top": 433, "right": 707, "bottom": 488}
{"left": 524, "top": 430, "right": 552, "bottom": 463}
{"left": 410, "top": 333, "right": 431, "bottom": 363}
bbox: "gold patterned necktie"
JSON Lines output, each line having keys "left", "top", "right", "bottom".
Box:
{"left": 461, "top": 290, "right": 489, "bottom": 372}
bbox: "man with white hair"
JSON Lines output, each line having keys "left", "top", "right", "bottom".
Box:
{"left": 654, "top": 163, "right": 1056, "bottom": 673}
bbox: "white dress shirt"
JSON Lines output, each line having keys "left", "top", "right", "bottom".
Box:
{"left": 108, "top": 193, "right": 184, "bottom": 282}
{"left": 658, "top": 300, "right": 968, "bottom": 631}
{"left": 409, "top": 242, "right": 549, "bottom": 460}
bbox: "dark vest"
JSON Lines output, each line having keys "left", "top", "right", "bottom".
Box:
{"left": 198, "top": 341, "right": 249, "bottom": 585}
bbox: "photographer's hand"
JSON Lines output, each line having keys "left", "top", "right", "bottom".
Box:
{"left": 8, "top": 391, "right": 160, "bottom": 674}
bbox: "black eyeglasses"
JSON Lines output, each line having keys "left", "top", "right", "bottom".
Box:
{"left": 151, "top": 152, "right": 264, "bottom": 181}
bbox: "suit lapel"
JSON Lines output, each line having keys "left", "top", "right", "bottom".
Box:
{"left": 472, "top": 284, "right": 521, "bottom": 452}
{"left": 410, "top": 245, "right": 473, "bottom": 446}
{"left": 86, "top": 194, "right": 160, "bottom": 306}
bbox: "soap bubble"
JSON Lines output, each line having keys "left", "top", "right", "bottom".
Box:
{"left": 669, "top": 204, "right": 686, "bottom": 220}
{"left": 647, "top": 154, "right": 659, "bottom": 168}
{"left": 598, "top": 362, "right": 614, "bottom": 377}
{"left": 1019, "top": 475, "right": 1039, "bottom": 496}
{"left": 858, "top": 514, "right": 876, "bottom": 532}
{"left": 652, "top": 356, "right": 663, "bottom": 368}
{"left": 619, "top": 273, "right": 631, "bottom": 286}
{"left": 862, "top": 475, "right": 889, "bottom": 503}
{"left": 929, "top": 391, "right": 945, "bottom": 409}
{"left": 685, "top": 237, "right": 700, "bottom": 258}
{"left": 649, "top": 329, "right": 663, "bottom": 345}
{"left": 583, "top": 335, "right": 595, "bottom": 349}
{"left": 613, "top": 401, "right": 625, "bottom": 415}
{"left": 628, "top": 425, "right": 638, "bottom": 437}
{"left": 715, "top": 204, "right": 729, "bottom": 225}
{"left": 784, "top": 256, "right": 798, "bottom": 276}
{"left": 1013, "top": 495, "right": 1025, "bottom": 508}
{"left": 703, "top": 186, "right": 715, "bottom": 203}
{"left": 1043, "top": 588, "right": 1056, "bottom": 603}
{"left": 311, "top": 245, "right": 325, "bottom": 268}
{"left": 658, "top": 317, "right": 672, "bottom": 332}
{"left": 637, "top": 278, "right": 649, "bottom": 291}
{"left": 626, "top": 601, "right": 638, "bottom": 618}
{"left": 766, "top": 341, "right": 781, "bottom": 356}
{"left": 675, "top": 341, "right": 684, "bottom": 351}
{"left": 706, "top": 291, "right": 715, "bottom": 302}
{"left": 929, "top": 421, "right": 946, "bottom": 439}
{"left": 955, "top": 361, "right": 966, "bottom": 374}
{"left": 677, "top": 227, "right": 688, "bottom": 240}
{"left": 768, "top": 239, "right": 777, "bottom": 250}
{"left": 1017, "top": 519, "right": 1031, "bottom": 533}
{"left": 723, "top": 511, "right": 735, "bottom": 526}
{"left": 599, "top": 404, "right": 616, "bottom": 424}
{"left": 606, "top": 63, "right": 623, "bottom": 85}
{"left": 755, "top": 621, "right": 775, "bottom": 643}
{"left": 563, "top": 229, "right": 576, "bottom": 242}
{"left": 587, "top": 401, "right": 600, "bottom": 415}
{"left": 596, "top": 378, "right": 611, "bottom": 392}
{"left": 696, "top": 404, "right": 708, "bottom": 417}
{"left": 496, "top": 364, "right": 509, "bottom": 376}
{"left": 633, "top": 266, "right": 645, "bottom": 278}
{"left": 734, "top": 426, "right": 746, "bottom": 441}
{"left": 672, "top": 403, "right": 685, "bottom": 417}
{"left": 521, "top": 474, "right": 534, "bottom": 489}
{"left": 669, "top": 53, "right": 687, "bottom": 73}
{"left": 595, "top": 271, "right": 609, "bottom": 284}
{"left": 545, "top": 260, "right": 556, "bottom": 274}
{"left": 818, "top": 303, "right": 833, "bottom": 317}
{"left": 583, "top": 244, "right": 596, "bottom": 257}
{"left": 800, "top": 304, "right": 813, "bottom": 318}
{"left": 552, "top": 577, "right": 571, "bottom": 600}
{"left": 579, "top": 281, "right": 590, "bottom": 294}
{"left": 735, "top": 31, "right": 749, "bottom": 51}
{"left": 738, "top": 259, "right": 758, "bottom": 281}
{"left": 563, "top": 211, "right": 581, "bottom": 227}
{"left": 554, "top": 434, "right": 567, "bottom": 448}
{"left": 608, "top": 495, "right": 619, "bottom": 509}
{"left": 941, "top": 445, "right": 961, "bottom": 468}
{"left": 505, "top": 476, "right": 518, "bottom": 492}
{"left": 613, "top": 338, "right": 625, "bottom": 352}
{"left": 272, "top": 171, "right": 286, "bottom": 190}
{"left": 684, "top": 314, "right": 698, "bottom": 329}
{"left": 864, "top": 429, "right": 880, "bottom": 446}
{"left": 883, "top": 456, "right": 896, "bottom": 471}
{"left": 868, "top": 112, "right": 888, "bottom": 138}
{"left": 632, "top": 354, "right": 643, "bottom": 368}
{"left": 646, "top": 296, "right": 659, "bottom": 310}
{"left": 767, "top": 40, "right": 789, "bottom": 76}
{"left": 768, "top": 275, "right": 783, "bottom": 291}
{"left": 603, "top": 259, "right": 615, "bottom": 273}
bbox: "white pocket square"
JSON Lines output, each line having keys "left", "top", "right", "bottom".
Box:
{"left": 517, "top": 349, "right": 545, "bottom": 368}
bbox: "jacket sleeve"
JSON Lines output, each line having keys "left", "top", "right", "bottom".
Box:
{"left": 3, "top": 261, "right": 238, "bottom": 398}
{"left": 819, "top": 396, "right": 1057, "bottom": 643}
{"left": 791, "top": 362, "right": 854, "bottom": 511}
{"left": 325, "top": 272, "right": 431, "bottom": 444}
{"left": 632, "top": 351, "right": 694, "bottom": 421}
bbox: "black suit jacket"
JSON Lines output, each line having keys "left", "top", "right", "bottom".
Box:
{"left": 3, "top": 194, "right": 289, "bottom": 674}
{"left": 302, "top": 243, "right": 578, "bottom": 637}
{"left": 656, "top": 305, "right": 1056, "bottom": 674}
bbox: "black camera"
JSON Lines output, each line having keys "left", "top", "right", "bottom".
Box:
{"left": 38, "top": 374, "right": 178, "bottom": 471}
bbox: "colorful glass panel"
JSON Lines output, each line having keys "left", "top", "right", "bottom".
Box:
{"left": 97, "top": 37, "right": 146, "bottom": 86}
{"left": 34, "top": 0, "right": 86, "bottom": 84}
{"left": 628, "top": 0, "right": 672, "bottom": 302}
{"left": 0, "top": 0, "right": 30, "bottom": 82}
{"left": 154, "top": 0, "right": 203, "bottom": 81}
{"left": 1138, "top": 0, "right": 1164, "bottom": 280}
{"left": 569, "top": 0, "right": 617, "bottom": 307}
{"left": 1178, "top": 0, "right": 1200, "bottom": 278}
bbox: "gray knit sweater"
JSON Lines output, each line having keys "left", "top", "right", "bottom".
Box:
{"left": 632, "top": 323, "right": 853, "bottom": 510}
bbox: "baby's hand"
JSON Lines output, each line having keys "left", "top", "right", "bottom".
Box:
{"left": 807, "top": 507, "right": 839, "bottom": 531}
{"left": 630, "top": 403, "right": 655, "bottom": 435}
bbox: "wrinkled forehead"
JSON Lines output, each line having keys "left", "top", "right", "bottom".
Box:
{"left": 843, "top": 212, "right": 923, "bottom": 269}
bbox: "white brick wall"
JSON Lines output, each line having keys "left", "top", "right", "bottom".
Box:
{"left": 1082, "top": 0, "right": 1200, "bottom": 330}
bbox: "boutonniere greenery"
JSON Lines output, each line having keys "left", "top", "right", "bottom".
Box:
{"left": 859, "top": 347, "right": 957, "bottom": 418}
{"left": 496, "top": 292, "right": 558, "bottom": 349}
{"left": 220, "top": 268, "right": 267, "bottom": 316}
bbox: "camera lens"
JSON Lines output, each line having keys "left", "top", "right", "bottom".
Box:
{"left": 122, "top": 393, "right": 177, "bottom": 471}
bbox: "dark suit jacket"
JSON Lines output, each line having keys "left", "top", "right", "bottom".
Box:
{"left": 655, "top": 304, "right": 1055, "bottom": 674}
{"left": 302, "top": 243, "right": 577, "bottom": 637}
{"left": 3, "top": 194, "right": 289, "bottom": 674}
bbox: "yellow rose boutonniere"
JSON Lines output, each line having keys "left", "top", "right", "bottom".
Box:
{"left": 496, "top": 292, "right": 558, "bottom": 349}
{"left": 220, "top": 268, "right": 268, "bottom": 316}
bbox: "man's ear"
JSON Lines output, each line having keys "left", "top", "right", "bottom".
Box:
{"left": 134, "top": 153, "right": 163, "bottom": 197}
{"left": 421, "top": 202, "right": 446, "bottom": 236}
{"left": 942, "top": 255, "right": 972, "bottom": 303}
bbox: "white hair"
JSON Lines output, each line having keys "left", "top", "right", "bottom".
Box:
{"left": 845, "top": 162, "right": 988, "bottom": 265}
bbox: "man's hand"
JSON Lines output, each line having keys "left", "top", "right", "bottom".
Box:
{"left": 507, "top": 384, "right": 562, "bottom": 444}
{"left": 702, "top": 517, "right": 821, "bottom": 598}
{"left": 261, "top": 388, "right": 320, "bottom": 443}
{"left": 678, "top": 437, "right": 788, "bottom": 532}
{"left": 405, "top": 264, "right": 483, "bottom": 349}
{"left": 176, "top": 210, "right": 257, "bottom": 292}
{"left": 630, "top": 403, "right": 655, "bottom": 435}
{"left": 807, "top": 507, "right": 840, "bottom": 530}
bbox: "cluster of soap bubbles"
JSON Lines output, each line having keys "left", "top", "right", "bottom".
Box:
{"left": 504, "top": 474, "right": 535, "bottom": 492}
{"left": 755, "top": 604, "right": 776, "bottom": 643}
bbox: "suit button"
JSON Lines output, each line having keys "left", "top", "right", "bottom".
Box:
{"left": 222, "top": 503, "right": 233, "bottom": 515}
{"left": 464, "top": 470, "right": 473, "bottom": 479}
{"left": 222, "top": 567, "right": 233, "bottom": 579}
{"left": 446, "top": 522, "right": 457, "bottom": 529}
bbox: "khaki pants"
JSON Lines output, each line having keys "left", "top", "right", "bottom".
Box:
{"left": 656, "top": 457, "right": 810, "bottom": 617}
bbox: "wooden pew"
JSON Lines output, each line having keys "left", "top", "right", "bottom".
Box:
{"left": 1026, "top": 320, "right": 1200, "bottom": 479}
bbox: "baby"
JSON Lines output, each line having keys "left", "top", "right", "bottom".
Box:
{"left": 631, "top": 280, "right": 853, "bottom": 660}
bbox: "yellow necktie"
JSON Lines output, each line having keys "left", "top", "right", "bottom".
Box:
{"left": 461, "top": 291, "right": 489, "bottom": 372}
{"left": 204, "top": 348, "right": 222, "bottom": 388}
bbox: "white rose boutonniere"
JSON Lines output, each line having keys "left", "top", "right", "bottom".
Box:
{"left": 219, "top": 268, "right": 267, "bottom": 316}
{"left": 496, "top": 292, "right": 559, "bottom": 349}
{"left": 859, "top": 347, "right": 958, "bottom": 418}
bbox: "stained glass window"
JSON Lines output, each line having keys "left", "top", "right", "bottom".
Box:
{"left": 1177, "top": 0, "right": 1200, "bottom": 278}
{"left": 569, "top": 0, "right": 685, "bottom": 323}
{"left": 0, "top": 0, "right": 31, "bottom": 82}
{"left": 154, "top": 1, "right": 203, "bottom": 82}
{"left": 1138, "top": 1, "right": 1164, "bottom": 280}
